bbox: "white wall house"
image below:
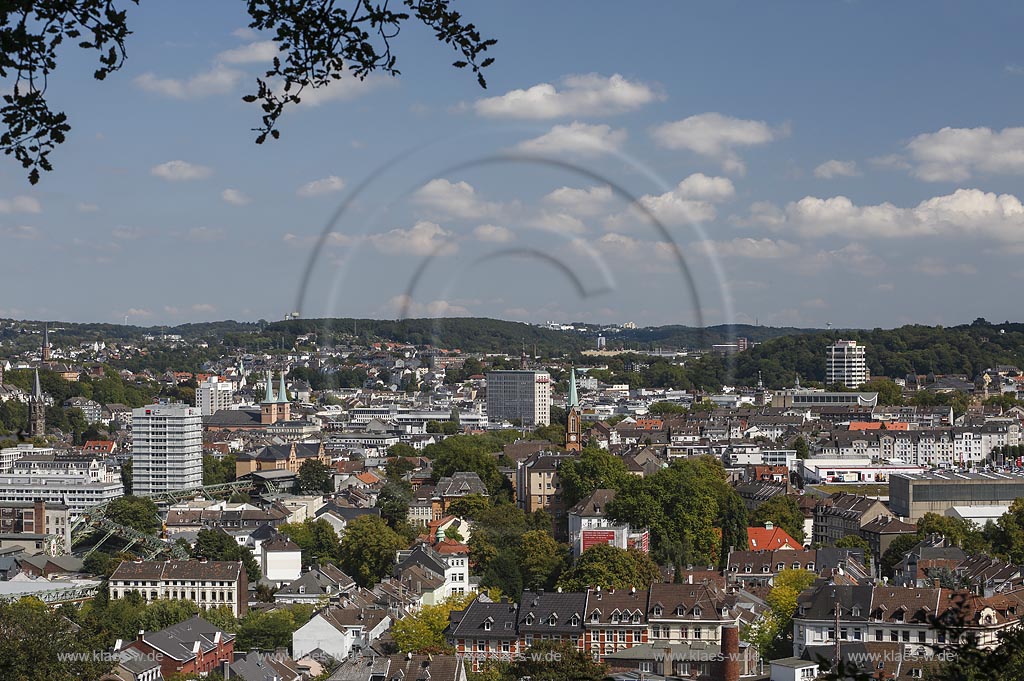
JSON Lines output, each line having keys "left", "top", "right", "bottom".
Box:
{"left": 292, "top": 607, "right": 390, "bottom": 661}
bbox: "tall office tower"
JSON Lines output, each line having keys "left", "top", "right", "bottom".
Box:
{"left": 196, "top": 376, "right": 234, "bottom": 416}
{"left": 132, "top": 402, "right": 203, "bottom": 495}
{"left": 486, "top": 370, "right": 551, "bottom": 427}
{"left": 826, "top": 339, "right": 869, "bottom": 389}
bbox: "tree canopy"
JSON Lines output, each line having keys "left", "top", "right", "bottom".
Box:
{"left": 555, "top": 544, "right": 660, "bottom": 592}
{"left": 1, "top": 0, "right": 496, "bottom": 183}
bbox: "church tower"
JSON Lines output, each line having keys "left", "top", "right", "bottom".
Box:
{"left": 29, "top": 368, "right": 46, "bottom": 437}
{"left": 565, "top": 368, "right": 582, "bottom": 452}
{"left": 260, "top": 371, "right": 279, "bottom": 425}
{"left": 41, "top": 324, "right": 51, "bottom": 362}
{"left": 277, "top": 372, "right": 291, "bottom": 422}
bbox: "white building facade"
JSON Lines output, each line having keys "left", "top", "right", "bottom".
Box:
{"left": 826, "top": 339, "right": 869, "bottom": 389}
{"left": 132, "top": 403, "right": 203, "bottom": 495}
{"left": 196, "top": 376, "right": 234, "bottom": 416}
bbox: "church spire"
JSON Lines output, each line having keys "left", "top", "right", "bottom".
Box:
{"left": 42, "top": 323, "right": 51, "bottom": 362}
{"left": 568, "top": 367, "right": 579, "bottom": 409}
{"left": 33, "top": 368, "right": 42, "bottom": 399}
{"left": 277, "top": 372, "right": 289, "bottom": 403}
{"left": 263, "top": 371, "right": 275, "bottom": 403}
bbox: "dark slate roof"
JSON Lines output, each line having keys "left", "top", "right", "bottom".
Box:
{"left": 796, "top": 583, "right": 874, "bottom": 622}
{"left": 229, "top": 653, "right": 302, "bottom": 681}
{"left": 518, "top": 590, "right": 588, "bottom": 634}
{"left": 110, "top": 559, "right": 242, "bottom": 582}
{"left": 447, "top": 598, "right": 520, "bottom": 639}
{"left": 316, "top": 502, "right": 381, "bottom": 522}
{"left": 585, "top": 587, "right": 649, "bottom": 625}
{"left": 140, "top": 615, "right": 234, "bottom": 662}
{"left": 204, "top": 408, "right": 262, "bottom": 428}
{"left": 570, "top": 488, "right": 616, "bottom": 517}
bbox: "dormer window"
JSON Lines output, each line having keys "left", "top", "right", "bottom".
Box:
{"left": 548, "top": 614, "right": 558, "bottom": 627}
{"left": 570, "top": 614, "right": 580, "bottom": 627}
{"left": 590, "top": 611, "right": 600, "bottom": 623}
{"left": 525, "top": 613, "right": 535, "bottom": 626}
{"left": 676, "top": 606, "right": 685, "bottom": 616}
{"left": 693, "top": 606, "right": 702, "bottom": 618}
{"left": 807, "top": 563, "right": 815, "bottom": 571}
{"left": 484, "top": 620, "right": 493, "bottom": 631}
{"left": 776, "top": 563, "right": 785, "bottom": 571}
{"left": 653, "top": 606, "right": 663, "bottom": 617}
{"left": 632, "top": 612, "right": 641, "bottom": 624}
{"left": 744, "top": 566, "right": 752, "bottom": 573}
{"left": 852, "top": 606, "right": 861, "bottom": 617}
{"left": 611, "top": 611, "right": 620, "bottom": 624}
{"left": 792, "top": 562, "right": 801, "bottom": 570}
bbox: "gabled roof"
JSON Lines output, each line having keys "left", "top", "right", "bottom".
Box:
{"left": 747, "top": 525, "right": 801, "bottom": 550}
{"left": 137, "top": 615, "right": 233, "bottom": 662}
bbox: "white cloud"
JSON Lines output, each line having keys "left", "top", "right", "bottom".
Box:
{"left": 135, "top": 64, "right": 243, "bottom": 99}
{"left": 913, "top": 257, "right": 977, "bottom": 276}
{"left": 688, "top": 238, "right": 800, "bottom": 259}
{"left": 111, "top": 227, "right": 146, "bottom": 240}
{"left": 868, "top": 154, "right": 910, "bottom": 170}
{"left": 528, "top": 211, "right": 587, "bottom": 234}
{"left": 125, "top": 308, "right": 153, "bottom": 318}
{"left": 905, "top": 126, "right": 1024, "bottom": 181}
{"left": 813, "top": 159, "right": 861, "bottom": 179}
{"left": 217, "top": 40, "right": 278, "bottom": 64}
{"left": 231, "top": 27, "right": 258, "bottom": 40}
{"left": 287, "top": 75, "right": 383, "bottom": 107}
{"left": 368, "top": 221, "right": 457, "bottom": 256}
{"left": 413, "top": 179, "right": 501, "bottom": 220}
{"left": 186, "top": 227, "right": 225, "bottom": 242}
{"left": 1, "top": 225, "right": 40, "bottom": 240}
{"left": 605, "top": 173, "right": 734, "bottom": 230}
{"left": 385, "top": 295, "right": 470, "bottom": 317}
{"left": 77, "top": 202, "right": 99, "bottom": 213}
{"left": 221, "top": 188, "right": 251, "bottom": 205}
{"left": 474, "top": 73, "right": 661, "bottom": 119}
{"left": 296, "top": 175, "right": 345, "bottom": 197}
{"left": 651, "top": 112, "right": 782, "bottom": 174}
{"left": 517, "top": 122, "right": 626, "bottom": 156}
{"left": 151, "top": 160, "right": 212, "bottom": 181}
{"left": 192, "top": 303, "right": 217, "bottom": 313}
{"left": 673, "top": 173, "right": 736, "bottom": 201}
{"left": 0, "top": 195, "right": 41, "bottom": 214}
{"left": 473, "top": 224, "right": 514, "bottom": 243}
{"left": 543, "top": 185, "right": 615, "bottom": 216}
{"left": 751, "top": 188, "right": 1024, "bottom": 242}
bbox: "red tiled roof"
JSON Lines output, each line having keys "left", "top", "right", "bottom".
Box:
{"left": 747, "top": 525, "right": 802, "bottom": 550}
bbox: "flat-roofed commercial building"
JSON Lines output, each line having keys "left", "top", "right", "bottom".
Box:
{"left": 890, "top": 471, "right": 1024, "bottom": 521}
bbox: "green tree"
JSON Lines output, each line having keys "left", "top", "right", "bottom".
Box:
{"left": 557, "top": 447, "right": 630, "bottom": 507}
{"left": 120, "top": 458, "right": 133, "bottom": 496}
{"left": 648, "top": 401, "right": 687, "bottom": 415}
{"left": 519, "top": 530, "right": 565, "bottom": 591}
{"left": 0, "top": 597, "right": 113, "bottom": 680}
{"left": 499, "top": 639, "right": 607, "bottom": 681}
{"left": 339, "top": 515, "right": 406, "bottom": 587}
{"left": 278, "top": 518, "right": 342, "bottom": 567}
{"left": 391, "top": 593, "right": 474, "bottom": 654}
{"left": 377, "top": 479, "right": 413, "bottom": 530}
{"left": 235, "top": 605, "right": 314, "bottom": 651}
{"left": 792, "top": 435, "right": 809, "bottom": 460}
{"left": 1, "top": 1, "right": 496, "bottom": 184}
{"left": 106, "top": 496, "right": 160, "bottom": 534}
{"left": 192, "top": 529, "right": 261, "bottom": 582}
{"left": 834, "top": 535, "right": 872, "bottom": 570}
{"left": 750, "top": 495, "right": 806, "bottom": 544}
{"left": 298, "top": 459, "right": 334, "bottom": 494}
{"left": 880, "top": 533, "right": 922, "bottom": 578}
{"left": 203, "top": 454, "right": 236, "bottom": 486}
{"left": 719, "top": 493, "right": 749, "bottom": 568}
{"left": 556, "top": 544, "right": 660, "bottom": 592}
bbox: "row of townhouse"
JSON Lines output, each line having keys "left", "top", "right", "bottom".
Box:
{"left": 812, "top": 423, "right": 1020, "bottom": 466}
{"left": 792, "top": 583, "right": 1024, "bottom": 658}
{"left": 446, "top": 584, "right": 749, "bottom": 670}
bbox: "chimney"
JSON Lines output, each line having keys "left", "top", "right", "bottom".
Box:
{"left": 721, "top": 624, "right": 740, "bottom": 681}
{"left": 688, "top": 574, "right": 693, "bottom": 584}
{"left": 137, "top": 630, "right": 145, "bottom": 643}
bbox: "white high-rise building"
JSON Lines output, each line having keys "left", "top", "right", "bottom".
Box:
{"left": 826, "top": 339, "right": 869, "bottom": 389}
{"left": 196, "top": 376, "right": 234, "bottom": 416}
{"left": 132, "top": 402, "right": 203, "bottom": 495}
{"left": 486, "top": 370, "right": 551, "bottom": 426}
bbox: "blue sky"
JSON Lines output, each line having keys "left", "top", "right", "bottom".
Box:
{"left": 4, "top": 1, "right": 1024, "bottom": 329}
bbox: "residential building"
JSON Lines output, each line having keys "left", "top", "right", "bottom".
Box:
{"left": 115, "top": 615, "right": 234, "bottom": 679}
{"left": 0, "top": 443, "right": 48, "bottom": 474}
{"left": 108, "top": 559, "right": 248, "bottom": 617}
{"left": 291, "top": 605, "right": 391, "bottom": 661}
{"left": 63, "top": 397, "right": 102, "bottom": 423}
{"left": 132, "top": 402, "right": 203, "bottom": 495}
{"left": 486, "top": 370, "right": 551, "bottom": 426}
{"left": 747, "top": 522, "right": 802, "bottom": 551}
{"left": 0, "top": 454, "right": 123, "bottom": 518}
{"left": 261, "top": 533, "right": 302, "bottom": 585}
{"left": 0, "top": 499, "right": 72, "bottom": 553}
{"left": 568, "top": 488, "right": 650, "bottom": 556}
{"left": 516, "top": 451, "right": 573, "bottom": 518}
{"left": 432, "top": 472, "right": 489, "bottom": 519}
{"left": 826, "top": 339, "right": 869, "bottom": 389}
{"left": 813, "top": 493, "right": 889, "bottom": 546}
{"left": 196, "top": 376, "right": 234, "bottom": 416}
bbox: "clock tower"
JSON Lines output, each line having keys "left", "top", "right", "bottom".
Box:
{"left": 566, "top": 367, "right": 582, "bottom": 452}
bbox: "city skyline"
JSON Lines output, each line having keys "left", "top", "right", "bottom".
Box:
{"left": 4, "top": 2, "right": 1024, "bottom": 328}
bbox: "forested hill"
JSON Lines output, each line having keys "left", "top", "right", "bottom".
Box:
{"left": 701, "top": 319, "right": 1024, "bottom": 388}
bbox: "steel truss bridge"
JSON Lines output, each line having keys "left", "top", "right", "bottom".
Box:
{"left": 70, "top": 479, "right": 264, "bottom": 559}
